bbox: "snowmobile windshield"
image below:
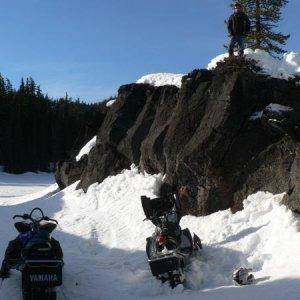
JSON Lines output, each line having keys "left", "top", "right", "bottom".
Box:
{"left": 30, "top": 208, "right": 44, "bottom": 222}
{"left": 141, "top": 196, "right": 175, "bottom": 220}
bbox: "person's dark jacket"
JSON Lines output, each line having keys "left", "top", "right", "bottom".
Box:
{"left": 228, "top": 12, "right": 251, "bottom": 36}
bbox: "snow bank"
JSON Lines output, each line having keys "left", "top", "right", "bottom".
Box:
{"left": 76, "top": 136, "right": 97, "bottom": 162}
{"left": 1, "top": 168, "right": 300, "bottom": 299}
{"left": 137, "top": 73, "right": 184, "bottom": 88}
{"left": 250, "top": 103, "right": 293, "bottom": 120}
{"left": 181, "top": 192, "right": 300, "bottom": 290}
{"left": 208, "top": 49, "right": 300, "bottom": 80}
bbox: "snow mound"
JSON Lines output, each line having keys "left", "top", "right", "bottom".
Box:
{"left": 250, "top": 103, "right": 293, "bottom": 120}
{"left": 137, "top": 73, "right": 184, "bottom": 88}
{"left": 208, "top": 49, "right": 300, "bottom": 80}
{"left": 1, "top": 168, "right": 300, "bottom": 299}
{"left": 76, "top": 136, "right": 97, "bottom": 162}
{"left": 181, "top": 192, "right": 300, "bottom": 291}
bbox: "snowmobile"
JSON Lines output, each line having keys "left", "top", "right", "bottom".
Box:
{"left": 3, "top": 208, "right": 64, "bottom": 300}
{"left": 141, "top": 194, "right": 202, "bottom": 288}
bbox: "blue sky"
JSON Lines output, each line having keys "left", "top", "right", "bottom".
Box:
{"left": 0, "top": 0, "right": 299, "bottom": 102}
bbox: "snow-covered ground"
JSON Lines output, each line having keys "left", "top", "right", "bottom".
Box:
{"left": 0, "top": 172, "right": 55, "bottom": 201}
{"left": 0, "top": 168, "right": 300, "bottom": 300}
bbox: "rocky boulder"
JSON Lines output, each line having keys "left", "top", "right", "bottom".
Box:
{"left": 77, "top": 83, "right": 164, "bottom": 191}
{"left": 55, "top": 156, "right": 88, "bottom": 190}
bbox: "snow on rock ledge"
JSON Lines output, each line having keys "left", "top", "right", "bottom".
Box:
{"left": 76, "top": 136, "right": 97, "bottom": 162}
{"left": 250, "top": 103, "right": 293, "bottom": 120}
{"left": 136, "top": 50, "right": 300, "bottom": 89}
{"left": 208, "top": 49, "right": 300, "bottom": 80}
{"left": 106, "top": 99, "right": 117, "bottom": 107}
{"left": 136, "top": 73, "right": 184, "bottom": 88}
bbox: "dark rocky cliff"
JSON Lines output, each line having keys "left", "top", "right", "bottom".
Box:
{"left": 56, "top": 60, "right": 300, "bottom": 215}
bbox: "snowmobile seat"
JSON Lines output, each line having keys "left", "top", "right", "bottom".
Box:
{"left": 22, "top": 241, "right": 53, "bottom": 259}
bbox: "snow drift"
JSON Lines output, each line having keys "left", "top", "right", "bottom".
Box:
{"left": 1, "top": 168, "right": 300, "bottom": 299}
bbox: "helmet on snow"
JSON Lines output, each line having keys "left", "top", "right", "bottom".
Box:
{"left": 233, "top": 268, "right": 255, "bottom": 285}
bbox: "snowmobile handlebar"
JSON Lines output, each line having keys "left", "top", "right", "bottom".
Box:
{"left": 13, "top": 208, "right": 58, "bottom": 224}
{"left": 13, "top": 214, "right": 58, "bottom": 224}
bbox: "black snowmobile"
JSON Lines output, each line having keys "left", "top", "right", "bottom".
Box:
{"left": 2, "top": 208, "right": 64, "bottom": 300}
{"left": 141, "top": 194, "right": 202, "bottom": 288}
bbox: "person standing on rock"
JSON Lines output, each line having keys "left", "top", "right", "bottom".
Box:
{"left": 227, "top": 3, "right": 251, "bottom": 58}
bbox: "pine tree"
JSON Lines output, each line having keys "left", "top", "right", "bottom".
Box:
{"left": 232, "top": 0, "right": 290, "bottom": 56}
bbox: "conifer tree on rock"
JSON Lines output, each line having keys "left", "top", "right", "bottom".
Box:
{"left": 232, "top": 0, "right": 290, "bottom": 56}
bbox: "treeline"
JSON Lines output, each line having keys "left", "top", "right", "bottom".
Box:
{"left": 0, "top": 74, "right": 108, "bottom": 173}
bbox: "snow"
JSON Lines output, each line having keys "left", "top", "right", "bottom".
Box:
{"left": 0, "top": 172, "right": 55, "bottom": 200}
{"left": 136, "top": 73, "right": 184, "bottom": 88}
{"left": 106, "top": 99, "right": 116, "bottom": 107}
{"left": 250, "top": 103, "right": 293, "bottom": 120}
{"left": 0, "top": 168, "right": 300, "bottom": 299}
{"left": 207, "top": 49, "right": 300, "bottom": 80}
{"left": 76, "top": 136, "right": 97, "bottom": 162}
{"left": 135, "top": 51, "right": 300, "bottom": 91}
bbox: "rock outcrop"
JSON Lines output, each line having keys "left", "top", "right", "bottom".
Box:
{"left": 56, "top": 60, "right": 300, "bottom": 215}
{"left": 55, "top": 156, "right": 88, "bottom": 190}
